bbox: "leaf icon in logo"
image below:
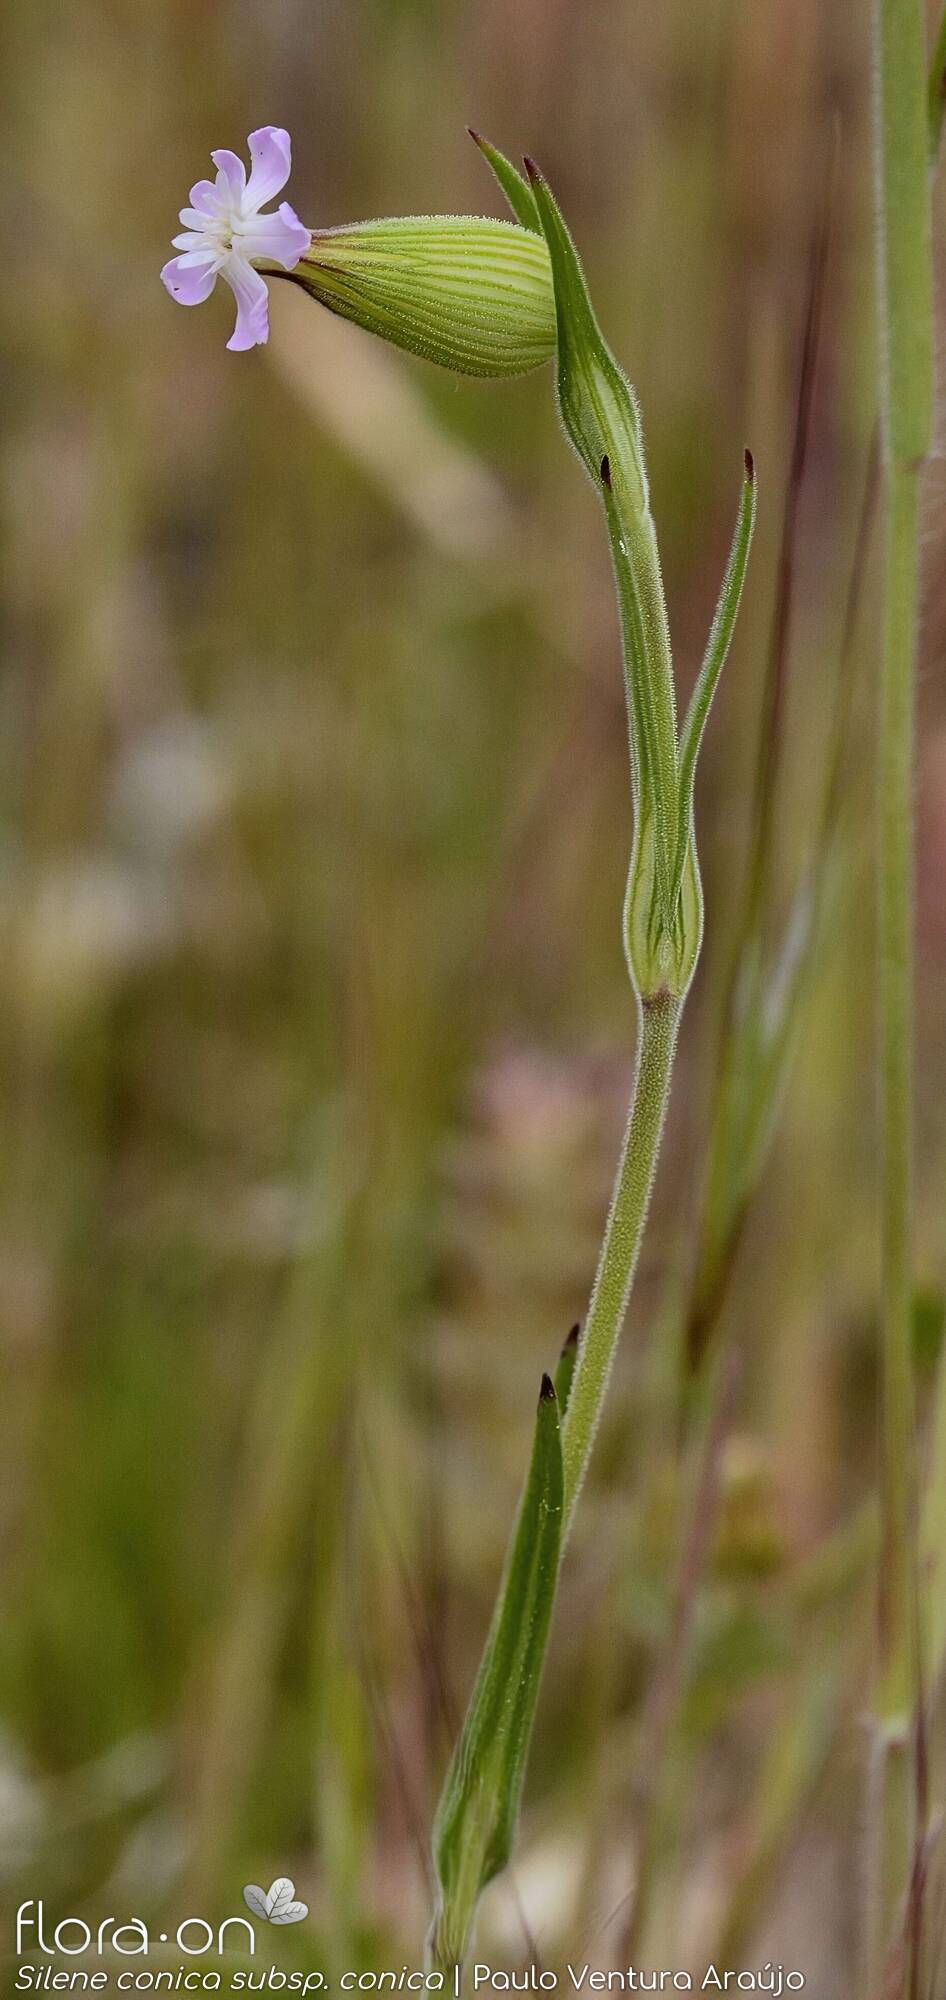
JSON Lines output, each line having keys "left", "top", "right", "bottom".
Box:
{"left": 243, "top": 1877, "right": 308, "bottom": 1925}
{"left": 266, "top": 1878, "right": 309, "bottom": 1925}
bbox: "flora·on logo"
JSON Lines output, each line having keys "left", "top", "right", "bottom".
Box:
{"left": 15, "top": 1900, "right": 256, "bottom": 1957}
{"left": 243, "top": 1878, "right": 309, "bottom": 1925}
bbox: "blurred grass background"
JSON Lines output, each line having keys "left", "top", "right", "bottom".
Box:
{"left": 3, "top": 0, "right": 946, "bottom": 1983}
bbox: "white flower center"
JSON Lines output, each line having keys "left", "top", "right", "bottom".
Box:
{"left": 197, "top": 195, "right": 268, "bottom": 263}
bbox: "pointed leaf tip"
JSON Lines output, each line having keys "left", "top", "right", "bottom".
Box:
{"left": 523, "top": 156, "right": 539, "bottom": 181}
{"left": 600, "top": 454, "right": 611, "bottom": 487}
{"left": 744, "top": 447, "right": 754, "bottom": 479}
{"left": 540, "top": 1371, "right": 556, "bottom": 1402}
{"left": 553, "top": 1324, "right": 580, "bottom": 1416}
{"left": 469, "top": 135, "right": 543, "bottom": 234}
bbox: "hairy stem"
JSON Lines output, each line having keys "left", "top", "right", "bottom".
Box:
{"left": 561, "top": 990, "right": 681, "bottom": 1536}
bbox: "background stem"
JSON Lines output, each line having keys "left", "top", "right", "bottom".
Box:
{"left": 869, "top": 0, "right": 933, "bottom": 1981}
{"left": 877, "top": 461, "right": 919, "bottom": 1728}
{"left": 562, "top": 990, "right": 681, "bottom": 1535}
{"left": 866, "top": 445, "right": 923, "bottom": 2000}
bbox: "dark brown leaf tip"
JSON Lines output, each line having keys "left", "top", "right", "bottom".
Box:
{"left": 744, "top": 447, "right": 754, "bottom": 480}
{"left": 539, "top": 1371, "right": 556, "bottom": 1402}
{"left": 600, "top": 454, "right": 612, "bottom": 488}
{"left": 467, "top": 126, "right": 483, "bottom": 145}
{"left": 523, "top": 156, "right": 540, "bottom": 183}
{"left": 562, "top": 1321, "right": 580, "bottom": 1355}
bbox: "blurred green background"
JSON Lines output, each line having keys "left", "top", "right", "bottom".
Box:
{"left": 4, "top": 0, "right": 946, "bottom": 1984}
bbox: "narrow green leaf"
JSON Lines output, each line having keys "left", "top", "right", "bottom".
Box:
{"left": 430, "top": 1375, "right": 563, "bottom": 1970}
{"left": 468, "top": 129, "right": 541, "bottom": 233}
{"left": 671, "top": 452, "right": 756, "bottom": 910}
{"left": 553, "top": 1322, "right": 580, "bottom": 1413}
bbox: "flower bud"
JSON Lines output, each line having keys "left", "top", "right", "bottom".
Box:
{"left": 286, "top": 216, "right": 555, "bottom": 377}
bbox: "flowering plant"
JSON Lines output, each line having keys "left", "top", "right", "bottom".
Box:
{"left": 162, "top": 125, "right": 755, "bottom": 1972}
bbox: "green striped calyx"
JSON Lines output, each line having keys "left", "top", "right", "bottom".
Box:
{"left": 286, "top": 215, "right": 555, "bottom": 377}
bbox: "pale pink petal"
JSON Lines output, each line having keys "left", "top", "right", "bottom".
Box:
{"left": 221, "top": 255, "right": 270, "bottom": 350}
{"left": 161, "top": 253, "right": 220, "bottom": 307}
{"left": 172, "top": 228, "right": 207, "bottom": 250}
{"left": 244, "top": 127, "right": 292, "bottom": 210}
{"left": 178, "top": 205, "right": 222, "bottom": 231}
{"left": 211, "top": 149, "right": 246, "bottom": 203}
{"left": 239, "top": 203, "right": 310, "bottom": 269}
{"left": 188, "top": 178, "right": 221, "bottom": 216}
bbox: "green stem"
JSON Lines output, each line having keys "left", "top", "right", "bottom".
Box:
{"left": 869, "top": 0, "right": 933, "bottom": 1978}
{"left": 877, "top": 459, "right": 918, "bottom": 1725}
{"left": 928, "top": 5, "right": 946, "bottom": 159}
{"left": 864, "top": 456, "right": 922, "bottom": 1992}
{"left": 561, "top": 990, "right": 681, "bottom": 1536}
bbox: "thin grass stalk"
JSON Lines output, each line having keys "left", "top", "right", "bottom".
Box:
{"left": 680, "top": 434, "right": 876, "bottom": 1407}
{"left": 684, "top": 190, "right": 831, "bottom": 1378}
{"left": 919, "top": 1323, "right": 946, "bottom": 1688}
{"left": 618, "top": 1349, "right": 738, "bottom": 1957}
{"left": 928, "top": 6, "right": 946, "bottom": 160}
{"left": 869, "top": 0, "right": 934, "bottom": 1983}
{"left": 186, "top": 1139, "right": 365, "bottom": 1907}
{"left": 876, "top": 457, "right": 921, "bottom": 1728}
{"left": 708, "top": 1665, "right": 843, "bottom": 1970}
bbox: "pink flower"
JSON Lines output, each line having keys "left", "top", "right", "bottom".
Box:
{"left": 161, "top": 128, "right": 310, "bottom": 351}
